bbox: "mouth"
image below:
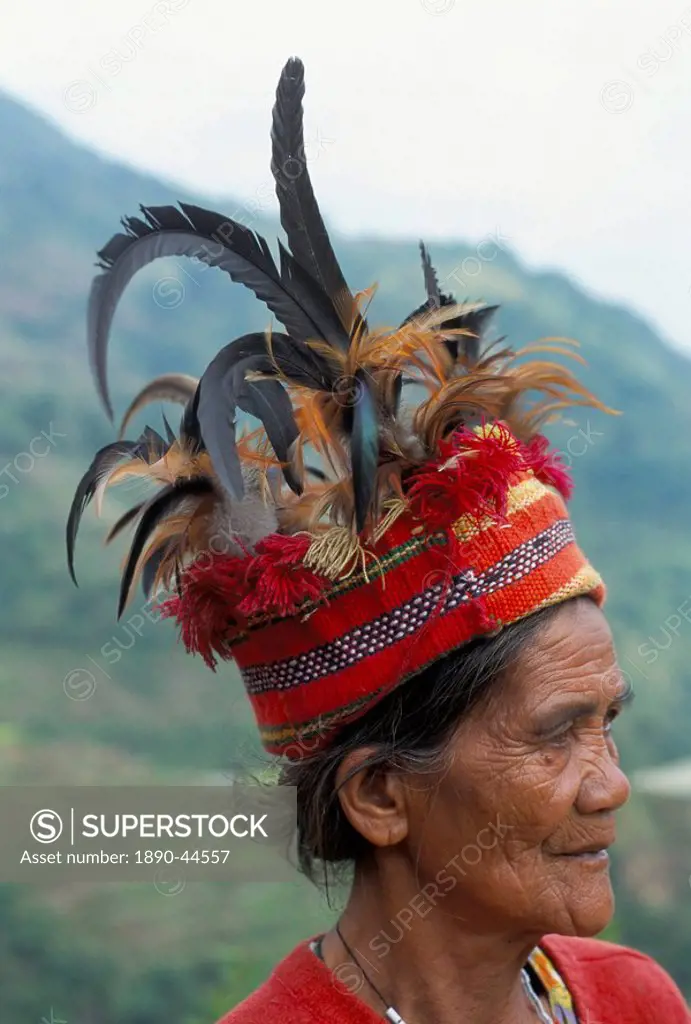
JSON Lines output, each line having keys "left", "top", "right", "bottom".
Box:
{"left": 562, "top": 848, "right": 609, "bottom": 862}
{"left": 552, "top": 842, "right": 613, "bottom": 866}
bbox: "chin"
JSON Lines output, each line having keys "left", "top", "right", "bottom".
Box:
{"left": 560, "top": 884, "right": 618, "bottom": 937}
{"left": 569, "top": 895, "right": 615, "bottom": 937}
{"left": 541, "top": 868, "right": 616, "bottom": 937}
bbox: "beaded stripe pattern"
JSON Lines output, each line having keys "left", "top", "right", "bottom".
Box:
{"left": 242, "top": 518, "right": 575, "bottom": 695}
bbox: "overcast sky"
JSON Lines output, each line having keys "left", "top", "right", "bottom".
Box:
{"left": 3, "top": 0, "right": 691, "bottom": 350}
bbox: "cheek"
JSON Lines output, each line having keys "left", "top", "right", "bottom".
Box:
{"left": 423, "top": 748, "right": 582, "bottom": 863}
{"left": 506, "top": 751, "right": 582, "bottom": 843}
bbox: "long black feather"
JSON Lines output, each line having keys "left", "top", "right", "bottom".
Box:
{"left": 88, "top": 203, "right": 345, "bottom": 419}
{"left": 420, "top": 241, "right": 441, "bottom": 306}
{"left": 181, "top": 205, "right": 349, "bottom": 351}
{"left": 66, "top": 440, "right": 140, "bottom": 584}
{"left": 271, "top": 58, "right": 354, "bottom": 315}
{"left": 350, "top": 368, "right": 380, "bottom": 533}
{"left": 105, "top": 502, "right": 145, "bottom": 544}
{"left": 117, "top": 478, "right": 214, "bottom": 617}
{"left": 142, "top": 541, "right": 176, "bottom": 598}
{"left": 66, "top": 428, "right": 167, "bottom": 584}
{"left": 180, "top": 386, "right": 203, "bottom": 452}
{"left": 276, "top": 241, "right": 350, "bottom": 350}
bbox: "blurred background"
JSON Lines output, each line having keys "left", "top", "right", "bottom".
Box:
{"left": 1, "top": 0, "right": 691, "bottom": 1019}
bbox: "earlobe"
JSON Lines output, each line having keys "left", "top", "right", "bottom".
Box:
{"left": 334, "top": 748, "right": 410, "bottom": 849}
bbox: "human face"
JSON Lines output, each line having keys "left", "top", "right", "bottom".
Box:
{"left": 403, "top": 598, "right": 632, "bottom": 940}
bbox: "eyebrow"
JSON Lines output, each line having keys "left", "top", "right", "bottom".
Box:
{"left": 534, "top": 676, "right": 635, "bottom": 735}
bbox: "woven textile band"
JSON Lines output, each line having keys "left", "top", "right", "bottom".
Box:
{"left": 231, "top": 473, "right": 605, "bottom": 757}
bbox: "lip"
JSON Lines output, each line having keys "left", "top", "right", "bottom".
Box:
{"left": 551, "top": 844, "right": 612, "bottom": 868}
{"left": 561, "top": 849, "right": 610, "bottom": 863}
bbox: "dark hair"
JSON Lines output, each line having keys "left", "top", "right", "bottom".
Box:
{"left": 280, "top": 600, "right": 569, "bottom": 885}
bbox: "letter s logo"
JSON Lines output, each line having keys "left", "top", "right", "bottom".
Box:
{"left": 30, "top": 809, "right": 63, "bottom": 844}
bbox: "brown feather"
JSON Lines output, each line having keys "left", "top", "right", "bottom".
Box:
{"left": 118, "top": 493, "right": 218, "bottom": 596}
{"left": 118, "top": 373, "right": 198, "bottom": 439}
{"left": 102, "top": 445, "right": 213, "bottom": 496}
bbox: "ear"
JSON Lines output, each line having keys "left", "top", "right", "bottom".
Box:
{"left": 334, "top": 747, "right": 410, "bottom": 849}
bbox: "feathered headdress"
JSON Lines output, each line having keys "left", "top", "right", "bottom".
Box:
{"left": 67, "top": 57, "right": 609, "bottom": 757}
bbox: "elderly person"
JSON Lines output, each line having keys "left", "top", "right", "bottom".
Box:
{"left": 68, "top": 58, "right": 689, "bottom": 1024}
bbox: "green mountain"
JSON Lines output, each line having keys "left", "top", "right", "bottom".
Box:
{"left": 1, "top": 91, "right": 690, "bottom": 1022}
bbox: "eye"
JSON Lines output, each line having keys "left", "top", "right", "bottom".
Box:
{"left": 604, "top": 706, "right": 621, "bottom": 734}
{"left": 546, "top": 706, "right": 621, "bottom": 746}
{"left": 543, "top": 722, "right": 574, "bottom": 747}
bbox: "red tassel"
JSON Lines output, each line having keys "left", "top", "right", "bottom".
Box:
{"left": 407, "top": 421, "right": 525, "bottom": 528}
{"left": 159, "top": 534, "right": 330, "bottom": 667}
{"left": 158, "top": 554, "right": 248, "bottom": 669}
{"left": 238, "top": 534, "right": 328, "bottom": 618}
{"left": 523, "top": 434, "right": 573, "bottom": 500}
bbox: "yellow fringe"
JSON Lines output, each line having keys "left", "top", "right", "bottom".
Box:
{"left": 304, "top": 527, "right": 371, "bottom": 581}
{"left": 371, "top": 497, "right": 409, "bottom": 543}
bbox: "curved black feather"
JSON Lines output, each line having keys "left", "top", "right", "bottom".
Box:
{"left": 117, "top": 478, "right": 214, "bottom": 617}
{"left": 214, "top": 328, "right": 337, "bottom": 391}
{"left": 66, "top": 440, "right": 140, "bottom": 584}
{"left": 350, "top": 368, "right": 380, "bottom": 533}
{"left": 88, "top": 203, "right": 342, "bottom": 418}
{"left": 197, "top": 330, "right": 340, "bottom": 499}
{"left": 234, "top": 371, "right": 302, "bottom": 495}
{"left": 196, "top": 334, "right": 287, "bottom": 501}
{"left": 271, "top": 58, "right": 353, "bottom": 311}
{"left": 197, "top": 350, "right": 244, "bottom": 501}
{"left": 66, "top": 427, "right": 168, "bottom": 584}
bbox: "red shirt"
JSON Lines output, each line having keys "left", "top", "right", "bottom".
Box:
{"left": 217, "top": 934, "right": 690, "bottom": 1023}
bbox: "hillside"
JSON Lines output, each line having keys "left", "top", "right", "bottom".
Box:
{"left": 1, "top": 91, "right": 691, "bottom": 1021}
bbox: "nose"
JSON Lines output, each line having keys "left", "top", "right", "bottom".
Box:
{"left": 576, "top": 749, "right": 631, "bottom": 816}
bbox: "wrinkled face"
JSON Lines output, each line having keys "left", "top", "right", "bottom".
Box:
{"left": 404, "top": 598, "right": 632, "bottom": 939}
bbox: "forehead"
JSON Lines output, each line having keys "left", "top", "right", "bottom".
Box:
{"left": 498, "top": 599, "right": 620, "bottom": 707}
